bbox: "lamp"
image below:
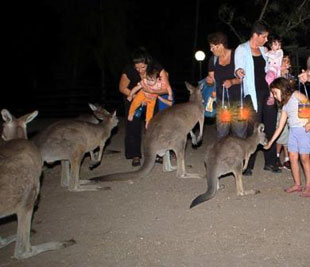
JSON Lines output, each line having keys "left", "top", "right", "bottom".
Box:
{"left": 195, "top": 50, "right": 205, "bottom": 80}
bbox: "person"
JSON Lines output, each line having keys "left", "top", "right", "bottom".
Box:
{"left": 205, "top": 32, "right": 247, "bottom": 139}
{"left": 234, "top": 21, "right": 281, "bottom": 176}
{"left": 127, "top": 64, "right": 173, "bottom": 129}
{"left": 298, "top": 56, "right": 310, "bottom": 84}
{"left": 275, "top": 54, "right": 293, "bottom": 169}
{"left": 264, "top": 77, "right": 310, "bottom": 197}
{"left": 119, "top": 47, "right": 172, "bottom": 166}
{"left": 265, "top": 35, "right": 283, "bottom": 86}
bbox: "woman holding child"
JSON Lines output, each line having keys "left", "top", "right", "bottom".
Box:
{"left": 119, "top": 47, "right": 172, "bottom": 166}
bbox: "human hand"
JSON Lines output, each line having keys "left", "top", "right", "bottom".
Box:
{"left": 264, "top": 141, "right": 272, "bottom": 150}
{"left": 223, "top": 79, "right": 233, "bottom": 89}
{"left": 298, "top": 69, "right": 310, "bottom": 84}
{"left": 235, "top": 68, "right": 245, "bottom": 79}
{"left": 127, "top": 95, "right": 133, "bottom": 102}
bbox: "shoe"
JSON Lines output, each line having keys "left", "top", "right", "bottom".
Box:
{"left": 284, "top": 185, "right": 302, "bottom": 193}
{"left": 132, "top": 157, "right": 141, "bottom": 167}
{"left": 155, "top": 156, "right": 163, "bottom": 164}
{"left": 264, "top": 164, "right": 282, "bottom": 173}
{"left": 282, "top": 160, "right": 291, "bottom": 170}
{"left": 243, "top": 169, "right": 253, "bottom": 176}
{"left": 275, "top": 157, "right": 283, "bottom": 168}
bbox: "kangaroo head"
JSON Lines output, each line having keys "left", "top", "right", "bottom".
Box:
{"left": 254, "top": 123, "right": 268, "bottom": 146}
{"left": 88, "top": 103, "right": 111, "bottom": 122}
{"left": 1, "top": 109, "right": 38, "bottom": 141}
{"left": 184, "top": 82, "right": 203, "bottom": 103}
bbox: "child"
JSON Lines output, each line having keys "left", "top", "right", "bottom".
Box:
{"left": 265, "top": 35, "right": 283, "bottom": 86}
{"left": 264, "top": 77, "right": 310, "bottom": 197}
{"left": 265, "top": 36, "right": 283, "bottom": 106}
{"left": 127, "top": 64, "right": 173, "bottom": 128}
{"left": 276, "top": 55, "right": 293, "bottom": 169}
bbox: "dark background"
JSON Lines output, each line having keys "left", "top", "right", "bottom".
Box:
{"left": 4, "top": 0, "right": 310, "bottom": 118}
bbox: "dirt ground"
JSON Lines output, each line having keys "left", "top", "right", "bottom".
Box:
{"left": 1, "top": 117, "right": 309, "bottom": 267}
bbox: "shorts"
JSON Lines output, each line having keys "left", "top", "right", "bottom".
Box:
{"left": 288, "top": 127, "right": 310, "bottom": 154}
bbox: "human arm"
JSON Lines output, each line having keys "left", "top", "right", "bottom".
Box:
{"left": 158, "top": 95, "right": 173, "bottom": 106}
{"left": 127, "top": 83, "right": 142, "bottom": 101}
{"left": 234, "top": 44, "right": 247, "bottom": 79}
{"left": 223, "top": 77, "right": 241, "bottom": 89}
{"left": 264, "top": 110, "right": 288, "bottom": 149}
{"left": 119, "top": 73, "right": 132, "bottom": 97}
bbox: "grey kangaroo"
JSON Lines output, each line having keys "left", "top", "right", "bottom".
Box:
{"left": 190, "top": 123, "right": 268, "bottom": 209}
{"left": 34, "top": 108, "right": 118, "bottom": 192}
{"left": 0, "top": 109, "right": 75, "bottom": 259}
{"left": 91, "top": 81, "right": 205, "bottom": 182}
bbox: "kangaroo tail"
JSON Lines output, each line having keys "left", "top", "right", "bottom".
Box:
{"left": 89, "top": 153, "right": 156, "bottom": 182}
{"left": 190, "top": 165, "right": 217, "bottom": 209}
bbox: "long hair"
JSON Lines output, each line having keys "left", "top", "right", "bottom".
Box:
{"left": 270, "top": 77, "right": 296, "bottom": 107}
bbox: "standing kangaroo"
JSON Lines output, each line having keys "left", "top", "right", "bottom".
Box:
{"left": 0, "top": 109, "right": 75, "bottom": 259}
{"left": 190, "top": 123, "right": 268, "bottom": 208}
{"left": 34, "top": 109, "right": 118, "bottom": 192}
{"left": 91, "top": 81, "right": 205, "bottom": 182}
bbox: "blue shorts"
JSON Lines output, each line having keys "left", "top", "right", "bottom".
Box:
{"left": 288, "top": 127, "right": 310, "bottom": 154}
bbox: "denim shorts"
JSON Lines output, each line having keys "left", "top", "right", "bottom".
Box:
{"left": 288, "top": 127, "right": 310, "bottom": 154}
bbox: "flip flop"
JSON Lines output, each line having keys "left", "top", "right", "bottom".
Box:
{"left": 284, "top": 185, "right": 302, "bottom": 193}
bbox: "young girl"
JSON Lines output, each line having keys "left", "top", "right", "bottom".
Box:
{"left": 127, "top": 64, "right": 173, "bottom": 128}
{"left": 264, "top": 77, "right": 310, "bottom": 197}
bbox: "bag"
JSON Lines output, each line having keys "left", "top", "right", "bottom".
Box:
{"left": 298, "top": 83, "right": 310, "bottom": 119}
{"left": 199, "top": 78, "right": 216, "bottom": 118}
{"left": 218, "top": 86, "right": 232, "bottom": 123}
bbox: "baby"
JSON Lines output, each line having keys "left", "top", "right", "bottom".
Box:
{"left": 127, "top": 64, "right": 173, "bottom": 128}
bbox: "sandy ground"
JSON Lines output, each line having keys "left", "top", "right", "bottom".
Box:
{"left": 0, "top": 117, "right": 309, "bottom": 267}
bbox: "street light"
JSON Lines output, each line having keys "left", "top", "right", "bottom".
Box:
{"left": 195, "top": 50, "right": 205, "bottom": 80}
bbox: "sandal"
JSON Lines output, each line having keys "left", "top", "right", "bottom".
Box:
{"left": 284, "top": 185, "right": 302, "bottom": 193}
{"left": 132, "top": 157, "right": 141, "bottom": 167}
{"left": 300, "top": 185, "right": 310, "bottom": 198}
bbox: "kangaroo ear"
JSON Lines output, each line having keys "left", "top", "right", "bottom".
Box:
{"left": 258, "top": 123, "right": 265, "bottom": 132}
{"left": 112, "top": 110, "right": 117, "bottom": 117}
{"left": 185, "top": 81, "right": 194, "bottom": 94}
{"left": 1, "top": 109, "right": 13, "bottom": 122}
{"left": 88, "top": 103, "right": 98, "bottom": 111}
{"left": 24, "top": 110, "right": 39, "bottom": 124}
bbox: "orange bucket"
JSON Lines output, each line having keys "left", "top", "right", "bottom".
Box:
{"left": 219, "top": 107, "right": 232, "bottom": 123}
{"left": 298, "top": 102, "right": 310, "bottom": 118}
{"left": 238, "top": 106, "right": 251, "bottom": 121}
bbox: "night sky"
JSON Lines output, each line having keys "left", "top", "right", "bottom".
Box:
{"left": 4, "top": 0, "right": 310, "bottom": 117}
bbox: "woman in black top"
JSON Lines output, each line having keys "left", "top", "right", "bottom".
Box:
{"left": 205, "top": 32, "right": 247, "bottom": 139}
{"left": 119, "top": 47, "right": 172, "bottom": 166}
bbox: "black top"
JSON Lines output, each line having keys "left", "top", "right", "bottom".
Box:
{"left": 208, "top": 50, "right": 241, "bottom": 104}
{"left": 253, "top": 55, "right": 269, "bottom": 102}
{"left": 122, "top": 63, "right": 163, "bottom": 90}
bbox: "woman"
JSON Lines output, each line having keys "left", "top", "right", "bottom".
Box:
{"left": 119, "top": 47, "right": 172, "bottom": 166}
{"left": 205, "top": 32, "right": 247, "bottom": 139}
{"left": 235, "top": 21, "right": 280, "bottom": 176}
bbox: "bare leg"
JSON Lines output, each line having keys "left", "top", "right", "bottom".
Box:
{"left": 300, "top": 153, "right": 310, "bottom": 187}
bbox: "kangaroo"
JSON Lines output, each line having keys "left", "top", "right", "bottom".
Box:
{"left": 190, "top": 123, "right": 268, "bottom": 208}
{"left": 90, "top": 81, "right": 205, "bottom": 182}
{"left": 0, "top": 109, "right": 75, "bottom": 259}
{"left": 34, "top": 109, "right": 118, "bottom": 192}
{"left": 75, "top": 103, "right": 120, "bottom": 167}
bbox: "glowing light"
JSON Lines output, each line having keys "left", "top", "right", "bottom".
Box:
{"left": 238, "top": 107, "right": 251, "bottom": 121}
{"left": 298, "top": 102, "right": 310, "bottom": 118}
{"left": 218, "top": 107, "right": 232, "bottom": 123}
{"left": 195, "top": 50, "right": 206, "bottom": 61}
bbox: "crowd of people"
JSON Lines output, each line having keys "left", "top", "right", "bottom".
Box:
{"left": 118, "top": 21, "right": 310, "bottom": 197}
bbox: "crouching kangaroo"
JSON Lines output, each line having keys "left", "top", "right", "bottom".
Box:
{"left": 34, "top": 109, "right": 118, "bottom": 192}
{"left": 0, "top": 109, "right": 75, "bottom": 259}
{"left": 90, "top": 81, "right": 205, "bottom": 182}
{"left": 190, "top": 123, "right": 267, "bottom": 209}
